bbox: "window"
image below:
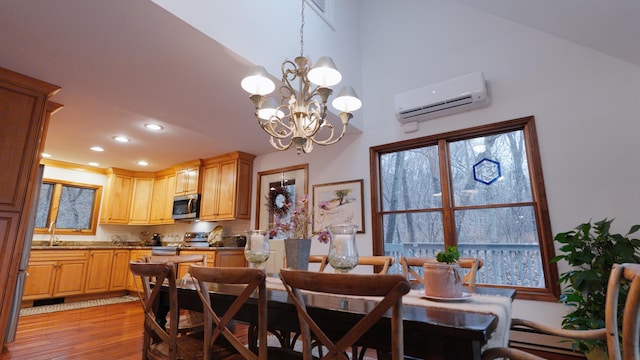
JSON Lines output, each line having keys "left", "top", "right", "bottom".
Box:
{"left": 370, "top": 116, "right": 558, "bottom": 300}
{"left": 34, "top": 179, "right": 102, "bottom": 236}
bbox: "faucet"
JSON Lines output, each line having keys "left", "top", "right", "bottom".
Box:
{"left": 48, "top": 221, "right": 60, "bottom": 246}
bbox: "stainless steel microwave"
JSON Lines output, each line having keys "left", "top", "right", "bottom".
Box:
{"left": 172, "top": 193, "right": 200, "bottom": 220}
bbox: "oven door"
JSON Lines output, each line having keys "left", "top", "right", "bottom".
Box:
{"left": 172, "top": 194, "right": 200, "bottom": 220}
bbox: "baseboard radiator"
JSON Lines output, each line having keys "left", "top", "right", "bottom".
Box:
{"left": 509, "top": 329, "right": 586, "bottom": 358}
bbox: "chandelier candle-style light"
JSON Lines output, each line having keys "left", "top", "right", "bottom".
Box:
{"left": 241, "top": 0, "right": 362, "bottom": 154}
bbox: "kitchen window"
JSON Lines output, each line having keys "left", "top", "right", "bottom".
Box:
{"left": 370, "top": 116, "right": 559, "bottom": 301}
{"left": 34, "top": 179, "right": 102, "bottom": 236}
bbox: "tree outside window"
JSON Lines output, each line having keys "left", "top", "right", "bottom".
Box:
{"left": 34, "top": 179, "right": 102, "bottom": 236}
{"left": 370, "top": 116, "right": 558, "bottom": 300}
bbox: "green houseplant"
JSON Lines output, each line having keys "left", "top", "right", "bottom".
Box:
{"left": 424, "top": 246, "right": 463, "bottom": 298}
{"left": 551, "top": 218, "right": 640, "bottom": 355}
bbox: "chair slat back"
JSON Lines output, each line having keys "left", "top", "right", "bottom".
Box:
{"left": 357, "top": 256, "right": 395, "bottom": 274}
{"left": 189, "top": 265, "right": 267, "bottom": 360}
{"left": 146, "top": 254, "right": 207, "bottom": 279}
{"left": 129, "top": 261, "right": 180, "bottom": 360}
{"left": 309, "top": 255, "right": 328, "bottom": 272}
{"left": 607, "top": 263, "right": 640, "bottom": 360}
{"left": 279, "top": 269, "right": 410, "bottom": 360}
{"left": 401, "top": 257, "right": 483, "bottom": 291}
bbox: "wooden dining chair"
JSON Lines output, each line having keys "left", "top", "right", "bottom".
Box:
{"left": 188, "top": 265, "right": 265, "bottom": 360}
{"left": 129, "top": 261, "right": 203, "bottom": 360}
{"left": 145, "top": 254, "right": 207, "bottom": 334}
{"left": 401, "top": 256, "right": 483, "bottom": 291}
{"left": 145, "top": 254, "right": 207, "bottom": 279}
{"left": 482, "top": 262, "right": 640, "bottom": 360}
{"left": 319, "top": 255, "right": 395, "bottom": 274}
{"left": 189, "top": 265, "right": 303, "bottom": 360}
{"left": 309, "top": 255, "right": 328, "bottom": 272}
{"left": 280, "top": 268, "right": 411, "bottom": 360}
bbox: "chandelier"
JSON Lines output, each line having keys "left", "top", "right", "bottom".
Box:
{"left": 241, "top": 0, "right": 362, "bottom": 154}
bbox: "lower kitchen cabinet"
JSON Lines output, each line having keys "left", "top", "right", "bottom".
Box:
{"left": 109, "top": 249, "right": 130, "bottom": 291}
{"left": 126, "top": 249, "right": 151, "bottom": 291}
{"left": 85, "top": 250, "right": 114, "bottom": 293}
{"left": 23, "top": 250, "right": 89, "bottom": 300}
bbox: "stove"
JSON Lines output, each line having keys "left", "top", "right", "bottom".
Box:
{"left": 182, "top": 232, "right": 210, "bottom": 247}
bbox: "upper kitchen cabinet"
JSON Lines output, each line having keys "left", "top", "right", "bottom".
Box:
{"left": 99, "top": 168, "right": 133, "bottom": 224}
{"left": 200, "top": 152, "right": 255, "bottom": 221}
{"left": 173, "top": 159, "right": 202, "bottom": 196}
{"left": 128, "top": 175, "right": 154, "bottom": 225}
{"left": 149, "top": 171, "right": 176, "bottom": 225}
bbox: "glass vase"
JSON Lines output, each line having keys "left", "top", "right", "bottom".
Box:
{"left": 327, "top": 224, "right": 358, "bottom": 273}
{"left": 244, "top": 230, "right": 270, "bottom": 269}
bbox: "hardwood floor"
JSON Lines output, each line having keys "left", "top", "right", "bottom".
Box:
{"left": 1, "top": 301, "right": 144, "bottom": 360}
{"left": 1, "top": 301, "right": 583, "bottom": 360}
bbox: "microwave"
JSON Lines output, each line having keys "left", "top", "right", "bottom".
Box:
{"left": 172, "top": 194, "right": 200, "bottom": 220}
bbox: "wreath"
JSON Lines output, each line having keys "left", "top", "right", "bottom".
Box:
{"left": 268, "top": 186, "right": 291, "bottom": 217}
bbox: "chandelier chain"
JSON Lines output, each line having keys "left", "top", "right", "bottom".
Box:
{"left": 300, "top": 0, "right": 305, "bottom": 57}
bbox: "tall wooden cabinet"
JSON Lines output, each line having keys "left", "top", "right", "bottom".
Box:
{"left": 199, "top": 152, "right": 255, "bottom": 221}
{"left": 150, "top": 172, "right": 176, "bottom": 224}
{"left": 99, "top": 169, "right": 133, "bottom": 224}
{"left": 128, "top": 177, "right": 154, "bottom": 224}
{"left": 0, "top": 68, "right": 60, "bottom": 350}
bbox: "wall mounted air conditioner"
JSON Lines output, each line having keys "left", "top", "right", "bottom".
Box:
{"left": 395, "top": 72, "right": 490, "bottom": 131}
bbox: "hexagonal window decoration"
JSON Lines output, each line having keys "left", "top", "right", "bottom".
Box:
{"left": 473, "top": 158, "right": 501, "bottom": 185}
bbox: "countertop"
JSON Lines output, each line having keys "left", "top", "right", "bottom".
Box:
{"left": 30, "top": 241, "right": 243, "bottom": 251}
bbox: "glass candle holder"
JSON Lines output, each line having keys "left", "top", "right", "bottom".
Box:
{"left": 327, "top": 224, "right": 358, "bottom": 273}
{"left": 245, "top": 230, "right": 270, "bottom": 269}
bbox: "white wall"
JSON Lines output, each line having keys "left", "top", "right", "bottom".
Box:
{"left": 247, "top": 0, "right": 640, "bottom": 328}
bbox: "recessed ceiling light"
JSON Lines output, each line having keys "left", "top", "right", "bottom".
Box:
{"left": 113, "top": 136, "right": 131, "bottom": 143}
{"left": 90, "top": 146, "right": 104, "bottom": 152}
{"left": 88, "top": 162, "right": 100, "bottom": 167}
{"left": 144, "top": 123, "right": 163, "bottom": 131}
{"left": 137, "top": 160, "right": 149, "bottom": 166}
{"left": 41, "top": 153, "right": 52, "bottom": 158}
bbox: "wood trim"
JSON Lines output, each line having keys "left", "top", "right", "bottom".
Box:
{"left": 369, "top": 116, "right": 560, "bottom": 301}
{"left": 41, "top": 159, "right": 108, "bottom": 175}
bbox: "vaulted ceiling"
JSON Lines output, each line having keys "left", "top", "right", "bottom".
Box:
{"left": 1, "top": 0, "right": 637, "bottom": 171}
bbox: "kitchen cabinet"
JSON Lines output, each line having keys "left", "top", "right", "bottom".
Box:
{"left": 174, "top": 159, "right": 202, "bottom": 196}
{"left": 180, "top": 248, "right": 246, "bottom": 273}
{"left": 214, "top": 248, "right": 247, "bottom": 267}
{"left": 0, "top": 68, "right": 60, "bottom": 349}
{"left": 126, "top": 249, "right": 151, "bottom": 291}
{"left": 199, "top": 152, "right": 255, "bottom": 221}
{"left": 109, "top": 249, "right": 130, "bottom": 291}
{"left": 100, "top": 169, "right": 133, "bottom": 224}
{"left": 23, "top": 250, "right": 88, "bottom": 300}
{"left": 84, "top": 250, "right": 114, "bottom": 293}
{"left": 150, "top": 173, "right": 176, "bottom": 224}
{"left": 128, "top": 177, "right": 154, "bottom": 224}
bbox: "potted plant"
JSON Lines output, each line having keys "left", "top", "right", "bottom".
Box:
{"left": 551, "top": 218, "right": 640, "bottom": 358}
{"left": 423, "top": 246, "right": 463, "bottom": 298}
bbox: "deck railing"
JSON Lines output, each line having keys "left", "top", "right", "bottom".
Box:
{"left": 385, "top": 243, "right": 544, "bottom": 287}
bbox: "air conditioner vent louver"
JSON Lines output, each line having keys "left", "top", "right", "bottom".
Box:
{"left": 395, "top": 72, "right": 490, "bottom": 126}
{"left": 398, "top": 94, "right": 473, "bottom": 120}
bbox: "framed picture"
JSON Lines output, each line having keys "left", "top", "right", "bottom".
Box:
{"left": 312, "top": 179, "right": 365, "bottom": 233}
{"left": 255, "top": 164, "right": 309, "bottom": 233}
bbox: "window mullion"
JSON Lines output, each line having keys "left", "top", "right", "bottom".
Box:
{"left": 49, "top": 183, "right": 62, "bottom": 228}
{"left": 439, "top": 139, "right": 456, "bottom": 248}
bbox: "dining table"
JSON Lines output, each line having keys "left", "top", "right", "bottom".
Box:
{"left": 157, "top": 275, "right": 515, "bottom": 360}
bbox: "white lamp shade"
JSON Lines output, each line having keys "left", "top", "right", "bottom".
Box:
{"left": 257, "top": 97, "right": 285, "bottom": 120}
{"left": 241, "top": 66, "right": 275, "bottom": 95}
{"left": 332, "top": 86, "right": 362, "bottom": 112}
{"left": 308, "top": 56, "right": 342, "bottom": 87}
